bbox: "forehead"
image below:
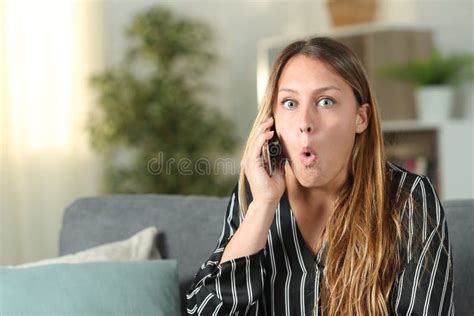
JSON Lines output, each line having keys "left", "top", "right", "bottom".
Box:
{"left": 277, "top": 54, "right": 346, "bottom": 89}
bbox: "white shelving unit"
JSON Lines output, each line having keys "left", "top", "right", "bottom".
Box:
{"left": 382, "top": 119, "right": 474, "bottom": 200}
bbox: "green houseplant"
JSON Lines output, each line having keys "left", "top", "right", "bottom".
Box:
{"left": 379, "top": 50, "right": 474, "bottom": 122}
{"left": 87, "top": 5, "right": 239, "bottom": 196}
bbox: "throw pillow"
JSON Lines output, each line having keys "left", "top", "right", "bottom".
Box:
{"left": 1, "top": 260, "right": 180, "bottom": 315}
{"left": 17, "top": 226, "right": 160, "bottom": 268}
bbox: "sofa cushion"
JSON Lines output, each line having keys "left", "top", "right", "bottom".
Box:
{"left": 0, "top": 260, "right": 180, "bottom": 315}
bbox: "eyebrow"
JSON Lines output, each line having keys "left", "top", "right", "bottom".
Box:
{"left": 278, "top": 86, "right": 341, "bottom": 94}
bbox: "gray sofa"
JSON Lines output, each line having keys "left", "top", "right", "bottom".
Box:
{"left": 60, "top": 195, "right": 473, "bottom": 315}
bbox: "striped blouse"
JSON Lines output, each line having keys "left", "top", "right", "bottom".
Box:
{"left": 186, "top": 161, "right": 454, "bottom": 315}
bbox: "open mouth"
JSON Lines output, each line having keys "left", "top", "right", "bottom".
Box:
{"left": 299, "top": 147, "right": 317, "bottom": 166}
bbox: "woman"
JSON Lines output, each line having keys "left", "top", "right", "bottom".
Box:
{"left": 186, "top": 37, "right": 454, "bottom": 315}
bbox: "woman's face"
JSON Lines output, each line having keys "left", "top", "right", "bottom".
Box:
{"left": 273, "top": 54, "right": 369, "bottom": 190}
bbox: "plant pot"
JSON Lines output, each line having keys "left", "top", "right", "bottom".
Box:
{"left": 415, "top": 85, "right": 454, "bottom": 122}
{"left": 326, "top": 0, "right": 378, "bottom": 27}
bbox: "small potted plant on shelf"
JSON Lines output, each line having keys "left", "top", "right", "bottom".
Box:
{"left": 378, "top": 50, "right": 474, "bottom": 122}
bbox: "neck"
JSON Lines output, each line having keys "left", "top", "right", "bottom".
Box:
{"left": 287, "top": 180, "right": 335, "bottom": 217}
{"left": 285, "top": 166, "right": 348, "bottom": 219}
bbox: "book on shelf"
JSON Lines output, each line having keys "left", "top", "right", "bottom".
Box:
{"left": 389, "top": 156, "right": 439, "bottom": 189}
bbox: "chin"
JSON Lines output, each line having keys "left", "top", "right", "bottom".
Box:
{"left": 297, "top": 175, "right": 321, "bottom": 188}
{"left": 292, "top": 162, "right": 321, "bottom": 187}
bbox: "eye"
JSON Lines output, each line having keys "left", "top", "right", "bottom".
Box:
{"left": 317, "top": 97, "right": 335, "bottom": 108}
{"left": 281, "top": 99, "right": 297, "bottom": 110}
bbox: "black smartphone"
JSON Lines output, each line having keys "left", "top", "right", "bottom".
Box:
{"left": 262, "top": 123, "right": 282, "bottom": 176}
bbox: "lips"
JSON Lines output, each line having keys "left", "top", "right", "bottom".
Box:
{"left": 299, "top": 146, "right": 317, "bottom": 166}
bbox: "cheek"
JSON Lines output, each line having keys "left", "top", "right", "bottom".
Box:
{"left": 324, "top": 123, "right": 356, "bottom": 154}
{"left": 274, "top": 122, "right": 294, "bottom": 156}
{"left": 274, "top": 109, "right": 289, "bottom": 136}
{"left": 335, "top": 130, "right": 356, "bottom": 158}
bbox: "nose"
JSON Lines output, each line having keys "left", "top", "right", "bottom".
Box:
{"left": 299, "top": 124, "right": 313, "bottom": 134}
{"left": 298, "top": 108, "right": 314, "bottom": 134}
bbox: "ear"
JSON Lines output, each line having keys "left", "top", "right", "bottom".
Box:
{"left": 355, "top": 103, "right": 370, "bottom": 134}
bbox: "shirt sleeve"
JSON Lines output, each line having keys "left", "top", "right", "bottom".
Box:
{"left": 186, "top": 180, "right": 267, "bottom": 315}
{"left": 392, "top": 175, "right": 454, "bottom": 315}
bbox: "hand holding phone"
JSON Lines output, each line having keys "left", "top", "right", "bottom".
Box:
{"left": 243, "top": 116, "right": 286, "bottom": 206}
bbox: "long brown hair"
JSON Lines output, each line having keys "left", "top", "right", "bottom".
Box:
{"left": 238, "top": 37, "right": 408, "bottom": 315}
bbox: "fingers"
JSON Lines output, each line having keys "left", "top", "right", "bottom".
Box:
{"left": 248, "top": 117, "right": 274, "bottom": 159}
{"left": 252, "top": 130, "right": 275, "bottom": 161}
{"left": 241, "top": 117, "right": 275, "bottom": 175}
{"left": 249, "top": 117, "right": 273, "bottom": 144}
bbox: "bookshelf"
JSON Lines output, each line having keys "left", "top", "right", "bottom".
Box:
{"left": 383, "top": 120, "right": 473, "bottom": 200}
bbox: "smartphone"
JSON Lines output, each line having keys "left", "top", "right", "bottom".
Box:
{"left": 262, "top": 123, "right": 282, "bottom": 176}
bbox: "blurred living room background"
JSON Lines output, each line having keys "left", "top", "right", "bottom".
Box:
{"left": 1, "top": 0, "right": 473, "bottom": 266}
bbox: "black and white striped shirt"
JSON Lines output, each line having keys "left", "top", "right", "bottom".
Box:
{"left": 186, "top": 161, "right": 454, "bottom": 315}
